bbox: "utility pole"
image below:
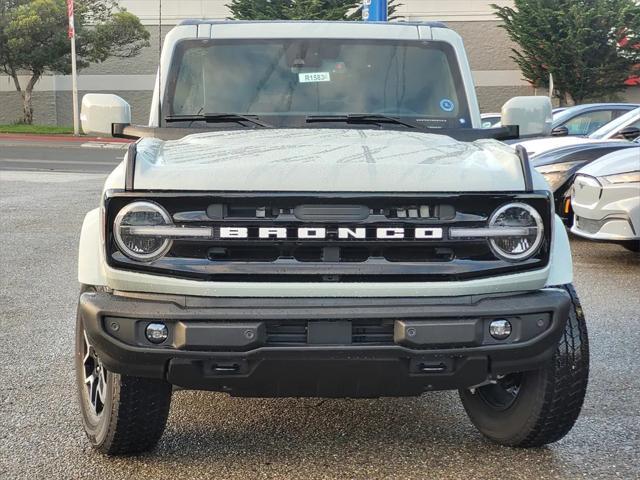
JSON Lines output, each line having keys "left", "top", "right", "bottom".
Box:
{"left": 67, "top": 0, "right": 79, "bottom": 135}
{"left": 362, "top": 0, "right": 388, "bottom": 21}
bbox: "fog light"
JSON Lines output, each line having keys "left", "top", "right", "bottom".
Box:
{"left": 145, "top": 322, "right": 168, "bottom": 344}
{"left": 489, "top": 319, "right": 512, "bottom": 340}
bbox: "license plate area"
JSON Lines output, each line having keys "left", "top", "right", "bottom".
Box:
{"left": 307, "top": 321, "right": 352, "bottom": 345}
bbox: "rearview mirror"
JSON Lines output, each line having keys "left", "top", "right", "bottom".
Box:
{"left": 617, "top": 126, "right": 640, "bottom": 141}
{"left": 551, "top": 126, "right": 569, "bottom": 137}
{"left": 501, "top": 96, "right": 553, "bottom": 138}
{"left": 81, "top": 94, "right": 131, "bottom": 137}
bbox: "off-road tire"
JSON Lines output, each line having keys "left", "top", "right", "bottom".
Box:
{"left": 459, "top": 284, "right": 589, "bottom": 447}
{"left": 75, "top": 287, "right": 173, "bottom": 455}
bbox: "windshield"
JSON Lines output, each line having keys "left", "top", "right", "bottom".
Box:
{"left": 590, "top": 107, "right": 640, "bottom": 139}
{"left": 166, "top": 38, "right": 471, "bottom": 128}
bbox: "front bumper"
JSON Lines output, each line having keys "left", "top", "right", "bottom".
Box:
{"left": 79, "top": 289, "right": 570, "bottom": 397}
{"left": 571, "top": 215, "right": 638, "bottom": 241}
{"left": 571, "top": 176, "right": 640, "bottom": 241}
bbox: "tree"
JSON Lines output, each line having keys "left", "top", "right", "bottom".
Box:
{"left": 0, "top": 0, "right": 149, "bottom": 124}
{"left": 227, "top": 0, "right": 402, "bottom": 21}
{"left": 493, "top": 0, "right": 640, "bottom": 105}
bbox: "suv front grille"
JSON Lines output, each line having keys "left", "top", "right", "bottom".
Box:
{"left": 105, "top": 192, "right": 552, "bottom": 282}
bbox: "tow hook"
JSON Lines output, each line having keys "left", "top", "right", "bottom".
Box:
{"left": 210, "top": 362, "right": 242, "bottom": 374}
{"left": 417, "top": 362, "right": 448, "bottom": 373}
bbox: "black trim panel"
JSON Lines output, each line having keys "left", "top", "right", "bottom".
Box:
{"left": 79, "top": 289, "right": 571, "bottom": 396}
{"left": 124, "top": 142, "right": 137, "bottom": 191}
{"left": 111, "top": 252, "right": 542, "bottom": 282}
{"left": 113, "top": 123, "right": 212, "bottom": 141}
{"left": 112, "top": 123, "right": 519, "bottom": 142}
{"left": 516, "top": 145, "right": 534, "bottom": 193}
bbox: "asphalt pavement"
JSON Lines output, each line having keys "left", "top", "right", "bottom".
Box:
{"left": 0, "top": 138, "right": 125, "bottom": 173}
{"left": 1, "top": 168, "right": 639, "bottom": 480}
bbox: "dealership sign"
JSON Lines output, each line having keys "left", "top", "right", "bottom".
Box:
{"left": 362, "top": 0, "right": 388, "bottom": 22}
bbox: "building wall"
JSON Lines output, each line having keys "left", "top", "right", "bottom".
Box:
{"left": 0, "top": 1, "right": 636, "bottom": 125}
{"left": 0, "top": 90, "right": 58, "bottom": 125}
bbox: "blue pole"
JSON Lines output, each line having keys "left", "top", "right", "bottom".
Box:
{"left": 362, "top": 0, "right": 388, "bottom": 22}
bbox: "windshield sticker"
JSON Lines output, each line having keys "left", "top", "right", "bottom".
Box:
{"left": 299, "top": 72, "right": 331, "bottom": 84}
{"left": 439, "top": 99, "right": 455, "bottom": 112}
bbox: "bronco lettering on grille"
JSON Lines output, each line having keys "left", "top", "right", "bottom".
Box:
{"left": 218, "top": 227, "right": 444, "bottom": 240}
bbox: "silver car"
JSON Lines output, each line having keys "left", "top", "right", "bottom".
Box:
{"left": 571, "top": 146, "right": 640, "bottom": 251}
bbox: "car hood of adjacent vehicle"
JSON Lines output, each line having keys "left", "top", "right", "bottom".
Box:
{"left": 517, "top": 136, "right": 610, "bottom": 158}
{"left": 130, "top": 128, "right": 529, "bottom": 192}
{"left": 531, "top": 141, "right": 632, "bottom": 168}
{"left": 577, "top": 146, "right": 640, "bottom": 177}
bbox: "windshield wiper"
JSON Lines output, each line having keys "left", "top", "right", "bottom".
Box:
{"left": 306, "top": 114, "right": 420, "bottom": 129}
{"left": 164, "top": 113, "right": 274, "bottom": 128}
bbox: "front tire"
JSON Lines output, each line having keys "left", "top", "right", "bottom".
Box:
{"left": 75, "top": 289, "right": 172, "bottom": 455}
{"left": 459, "top": 285, "right": 589, "bottom": 447}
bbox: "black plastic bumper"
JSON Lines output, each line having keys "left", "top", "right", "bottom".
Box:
{"left": 79, "top": 289, "right": 570, "bottom": 397}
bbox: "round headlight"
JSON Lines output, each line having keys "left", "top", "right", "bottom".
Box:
{"left": 114, "top": 201, "right": 172, "bottom": 262}
{"left": 489, "top": 203, "right": 544, "bottom": 261}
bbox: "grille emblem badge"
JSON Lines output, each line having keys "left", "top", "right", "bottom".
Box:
{"left": 217, "top": 227, "right": 443, "bottom": 240}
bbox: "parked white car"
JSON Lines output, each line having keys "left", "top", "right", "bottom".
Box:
{"left": 518, "top": 107, "right": 640, "bottom": 157}
{"left": 571, "top": 147, "right": 640, "bottom": 251}
{"left": 480, "top": 112, "right": 501, "bottom": 128}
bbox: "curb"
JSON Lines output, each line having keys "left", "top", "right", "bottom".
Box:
{"left": 0, "top": 133, "right": 132, "bottom": 144}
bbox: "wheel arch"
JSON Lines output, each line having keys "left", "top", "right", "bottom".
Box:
{"left": 78, "top": 208, "right": 108, "bottom": 287}
{"left": 546, "top": 214, "right": 573, "bottom": 287}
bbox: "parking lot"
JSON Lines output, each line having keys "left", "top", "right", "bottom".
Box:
{"left": 0, "top": 167, "right": 639, "bottom": 480}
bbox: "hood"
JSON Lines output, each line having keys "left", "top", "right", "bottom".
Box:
{"left": 517, "top": 136, "right": 609, "bottom": 158}
{"left": 577, "top": 146, "right": 640, "bottom": 177}
{"left": 132, "top": 128, "right": 527, "bottom": 192}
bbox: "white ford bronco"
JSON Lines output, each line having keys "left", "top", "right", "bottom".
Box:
{"left": 76, "top": 20, "right": 589, "bottom": 455}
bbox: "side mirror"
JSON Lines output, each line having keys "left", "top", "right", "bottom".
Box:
{"left": 81, "top": 94, "right": 131, "bottom": 136}
{"left": 551, "top": 126, "right": 569, "bottom": 137}
{"left": 618, "top": 126, "right": 640, "bottom": 141}
{"left": 501, "top": 96, "right": 553, "bottom": 138}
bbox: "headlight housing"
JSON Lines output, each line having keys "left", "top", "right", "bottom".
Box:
{"left": 488, "top": 203, "right": 544, "bottom": 261}
{"left": 114, "top": 201, "right": 173, "bottom": 262}
{"left": 536, "top": 161, "right": 585, "bottom": 191}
